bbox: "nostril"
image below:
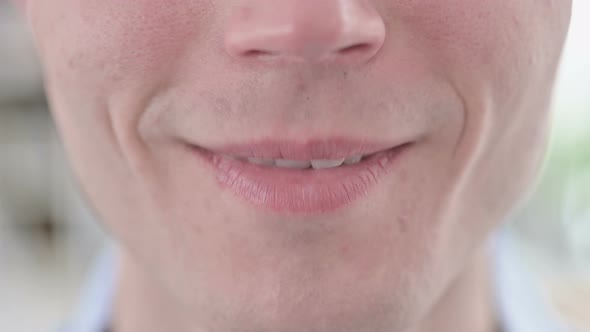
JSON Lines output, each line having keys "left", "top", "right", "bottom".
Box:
{"left": 338, "top": 43, "right": 373, "bottom": 56}
{"left": 243, "top": 49, "right": 272, "bottom": 57}
{"left": 225, "top": 2, "right": 386, "bottom": 64}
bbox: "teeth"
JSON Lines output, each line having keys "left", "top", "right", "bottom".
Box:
{"left": 274, "top": 159, "right": 311, "bottom": 169}
{"left": 247, "top": 157, "right": 275, "bottom": 166}
{"left": 244, "top": 156, "right": 365, "bottom": 168}
{"left": 310, "top": 158, "right": 346, "bottom": 169}
{"left": 343, "top": 155, "right": 363, "bottom": 165}
{"left": 222, "top": 154, "right": 241, "bottom": 160}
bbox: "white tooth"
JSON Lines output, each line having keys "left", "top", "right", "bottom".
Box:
{"left": 311, "top": 158, "right": 346, "bottom": 169}
{"left": 275, "top": 159, "right": 311, "bottom": 169}
{"left": 343, "top": 155, "right": 363, "bottom": 165}
{"left": 222, "top": 154, "right": 241, "bottom": 161}
{"left": 247, "top": 157, "right": 275, "bottom": 166}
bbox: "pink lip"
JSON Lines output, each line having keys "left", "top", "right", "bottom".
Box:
{"left": 190, "top": 139, "right": 412, "bottom": 215}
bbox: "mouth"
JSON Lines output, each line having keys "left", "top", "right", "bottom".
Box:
{"left": 189, "top": 139, "right": 413, "bottom": 215}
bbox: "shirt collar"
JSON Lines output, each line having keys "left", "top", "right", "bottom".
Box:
{"left": 492, "top": 230, "right": 575, "bottom": 332}
{"left": 59, "top": 244, "right": 118, "bottom": 332}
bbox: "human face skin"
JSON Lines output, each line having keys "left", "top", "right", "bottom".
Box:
{"left": 25, "top": 1, "right": 570, "bottom": 331}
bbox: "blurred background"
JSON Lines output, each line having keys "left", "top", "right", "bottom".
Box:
{"left": 0, "top": 1, "right": 588, "bottom": 332}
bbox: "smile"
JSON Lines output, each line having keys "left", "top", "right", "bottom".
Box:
{"left": 221, "top": 153, "right": 368, "bottom": 169}
{"left": 190, "top": 139, "right": 413, "bottom": 215}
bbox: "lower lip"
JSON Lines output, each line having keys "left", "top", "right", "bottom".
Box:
{"left": 192, "top": 144, "right": 411, "bottom": 215}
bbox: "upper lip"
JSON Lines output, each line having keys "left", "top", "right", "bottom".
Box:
{"left": 195, "top": 137, "right": 406, "bottom": 160}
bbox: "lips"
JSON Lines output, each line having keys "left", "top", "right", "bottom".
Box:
{"left": 190, "top": 139, "right": 412, "bottom": 215}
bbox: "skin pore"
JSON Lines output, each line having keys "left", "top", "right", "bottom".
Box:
{"left": 22, "top": 1, "right": 571, "bottom": 331}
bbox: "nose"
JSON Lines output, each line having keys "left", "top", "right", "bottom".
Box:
{"left": 224, "top": 0, "right": 386, "bottom": 65}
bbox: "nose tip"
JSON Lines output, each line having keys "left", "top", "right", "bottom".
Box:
{"left": 224, "top": 0, "right": 386, "bottom": 65}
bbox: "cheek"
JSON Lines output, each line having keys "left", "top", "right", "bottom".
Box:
{"left": 405, "top": 0, "right": 569, "bottom": 90}
{"left": 399, "top": 1, "right": 530, "bottom": 71}
{"left": 35, "top": 0, "right": 215, "bottom": 89}
{"left": 396, "top": 0, "right": 568, "bottom": 155}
